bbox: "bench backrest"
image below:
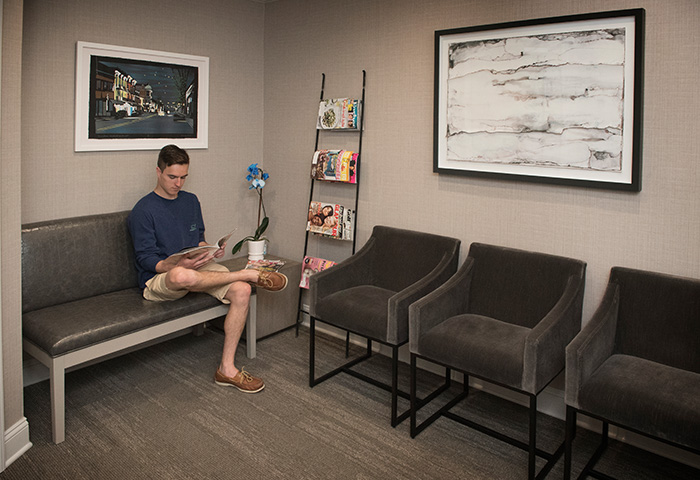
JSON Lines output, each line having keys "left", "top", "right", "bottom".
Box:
{"left": 22, "top": 211, "right": 139, "bottom": 313}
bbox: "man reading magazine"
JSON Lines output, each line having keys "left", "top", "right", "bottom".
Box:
{"left": 128, "top": 144, "right": 287, "bottom": 393}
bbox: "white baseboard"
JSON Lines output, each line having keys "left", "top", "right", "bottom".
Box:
{"left": 4, "top": 417, "right": 32, "bottom": 468}
{"left": 304, "top": 315, "right": 700, "bottom": 469}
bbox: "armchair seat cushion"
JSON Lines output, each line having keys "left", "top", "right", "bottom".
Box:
{"left": 417, "top": 314, "right": 530, "bottom": 390}
{"left": 314, "top": 285, "right": 396, "bottom": 342}
{"left": 578, "top": 354, "right": 700, "bottom": 450}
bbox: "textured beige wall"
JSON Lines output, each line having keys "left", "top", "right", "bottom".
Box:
{"left": 263, "top": 0, "right": 700, "bottom": 321}
{"left": 9, "top": 0, "right": 700, "bottom": 448}
{"left": 14, "top": 0, "right": 264, "bottom": 448}
{"left": 21, "top": 0, "right": 265, "bottom": 238}
{"left": 2, "top": 0, "right": 24, "bottom": 439}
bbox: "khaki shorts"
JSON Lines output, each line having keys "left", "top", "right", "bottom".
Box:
{"left": 144, "top": 262, "right": 232, "bottom": 304}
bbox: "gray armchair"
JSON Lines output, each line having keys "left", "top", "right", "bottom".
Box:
{"left": 309, "top": 225, "right": 460, "bottom": 426}
{"left": 564, "top": 267, "right": 700, "bottom": 479}
{"left": 409, "top": 243, "right": 586, "bottom": 480}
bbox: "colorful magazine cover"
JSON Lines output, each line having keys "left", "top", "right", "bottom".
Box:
{"left": 311, "top": 150, "right": 358, "bottom": 183}
{"left": 244, "top": 259, "right": 285, "bottom": 272}
{"left": 307, "top": 201, "right": 343, "bottom": 238}
{"left": 317, "top": 98, "right": 361, "bottom": 130}
{"left": 311, "top": 150, "right": 340, "bottom": 181}
{"left": 299, "top": 256, "right": 337, "bottom": 289}
{"left": 341, "top": 206, "right": 355, "bottom": 240}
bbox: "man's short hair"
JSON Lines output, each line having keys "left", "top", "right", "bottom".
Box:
{"left": 157, "top": 144, "right": 190, "bottom": 170}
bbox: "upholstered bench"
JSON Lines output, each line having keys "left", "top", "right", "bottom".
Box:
{"left": 21, "top": 211, "right": 257, "bottom": 444}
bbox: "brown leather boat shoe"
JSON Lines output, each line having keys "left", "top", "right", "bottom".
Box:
{"left": 254, "top": 271, "right": 288, "bottom": 292}
{"left": 214, "top": 368, "right": 265, "bottom": 393}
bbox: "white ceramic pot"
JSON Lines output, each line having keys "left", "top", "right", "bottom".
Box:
{"left": 247, "top": 239, "right": 266, "bottom": 261}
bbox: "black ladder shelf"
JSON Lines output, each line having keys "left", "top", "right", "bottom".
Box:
{"left": 297, "top": 70, "right": 366, "bottom": 335}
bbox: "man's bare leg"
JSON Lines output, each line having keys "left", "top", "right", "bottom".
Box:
{"left": 213, "top": 281, "right": 265, "bottom": 393}
{"left": 160, "top": 264, "right": 284, "bottom": 393}
{"left": 165, "top": 266, "right": 258, "bottom": 292}
{"left": 218, "top": 281, "right": 251, "bottom": 378}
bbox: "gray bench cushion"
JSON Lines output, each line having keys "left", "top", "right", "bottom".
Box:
{"left": 23, "top": 288, "right": 222, "bottom": 357}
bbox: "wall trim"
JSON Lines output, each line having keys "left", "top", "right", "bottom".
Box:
{"left": 4, "top": 418, "right": 31, "bottom": 468}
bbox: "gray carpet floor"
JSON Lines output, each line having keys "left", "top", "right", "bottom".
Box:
{"left": 3, "top": 326, "right": 698, "bottom": 479}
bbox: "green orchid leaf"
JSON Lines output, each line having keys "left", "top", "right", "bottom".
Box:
{"left": 231, "top": 235, "right": 254, "bottom": 255}
{"left": 254, "top": 216, "right": 269, "bottom": 240}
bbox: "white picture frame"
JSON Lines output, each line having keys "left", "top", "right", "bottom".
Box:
{"left": 75, "top": 41, "right": 209, "bottom": 152}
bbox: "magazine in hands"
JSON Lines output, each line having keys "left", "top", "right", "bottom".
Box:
{"left": 167, "top": 228, "right": 237, "bottom": 260}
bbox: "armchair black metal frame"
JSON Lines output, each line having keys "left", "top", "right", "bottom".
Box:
{"left": 564, "top": 267, "right": 700, "bottom": 480}
{"left": 308, "top": 225, "right": 461, "bottom": 427}
{"left": 409, "top": 243, "right": 586, "bottom": 480}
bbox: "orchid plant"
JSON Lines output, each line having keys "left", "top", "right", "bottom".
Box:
{"left": 231, "top": 163, "right": 270, "bottom": 255}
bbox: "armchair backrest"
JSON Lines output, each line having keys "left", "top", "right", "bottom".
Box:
{"left": 370, "top": 226, "right": 461, "bottom": 292}
{"left": 610, "top": 267, "right": 700, "bottom": 373}
{"left": 467, "top": 243, "right": 586, "bottom": 329}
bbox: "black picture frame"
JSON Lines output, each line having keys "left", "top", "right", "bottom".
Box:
{"left": 434, "top": 9, "right": 645, "bottom": 191}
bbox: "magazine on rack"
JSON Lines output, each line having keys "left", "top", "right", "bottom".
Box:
{"left": 307, "top": 201, "right": 355, "bottom": 239}
{"left": 299, "top": 256, "right": 337, "bottom": 289}
{"left": 311, "top": 150, "right": 358, "bottom": 183}
{"left": 317, "top": 98, "right": 361, "bottom": 130}
{"left": 341, "top": 206, "right": 354, "bottom": 241}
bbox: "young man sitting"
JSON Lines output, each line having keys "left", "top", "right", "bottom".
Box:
{"left": 128, "top": 144, "right": 287, "bottom": 394}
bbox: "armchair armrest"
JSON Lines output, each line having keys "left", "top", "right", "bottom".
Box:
{"left": 309, "top": 237, "right": 376, "bottom": 317}
{"left": 409, "top": 258, "right": 473, "bottom": 353}
{"left": 387, "top": 248, "right": 460, "bottom": 344}
{"left": 523, "top": 272, "right": 585, "bottom": 394}
{"left": 564, "top": 282, "right": 620, "bottom": 408}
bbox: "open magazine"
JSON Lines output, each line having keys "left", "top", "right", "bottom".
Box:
{"left": 167, "top": 228, "right": 237, "bottom": 260}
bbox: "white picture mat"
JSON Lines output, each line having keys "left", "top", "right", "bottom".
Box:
{"left": 75, "top": 41, "right": 209, "bottom": 152}
{"left": 435, "top": 14, "right": 640, "bottom": 186}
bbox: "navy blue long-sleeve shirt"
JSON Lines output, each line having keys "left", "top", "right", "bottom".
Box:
{"left": 127, "top": 191, "right": 206, "bottom": 288}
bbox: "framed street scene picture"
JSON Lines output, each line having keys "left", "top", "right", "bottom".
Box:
{"left": 75, "top": 41, "right": 209, "bottom": 152}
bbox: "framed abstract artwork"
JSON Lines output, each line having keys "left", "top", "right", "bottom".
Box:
{"left": 434, "top": 9, "right": 645, "bottom": 191}
{"left": 75, "top": 41, "right": 209, "bottom": 152}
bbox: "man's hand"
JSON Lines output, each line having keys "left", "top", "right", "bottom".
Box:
{"left": 179, "top": 250, "right": 214, "bottom": 270}
{"left": 212, "top": 241, "right": 226, "bottom": 260}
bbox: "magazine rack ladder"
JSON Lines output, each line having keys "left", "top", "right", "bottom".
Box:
{"left": 297, "top": 70, "right": 366, "bottom": 338}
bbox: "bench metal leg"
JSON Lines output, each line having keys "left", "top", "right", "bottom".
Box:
{"left": 50, "top": 356, "right": 66, "bottom": 444}
{"left": 246, "top": 293, "right": 257, "bottom": 359}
